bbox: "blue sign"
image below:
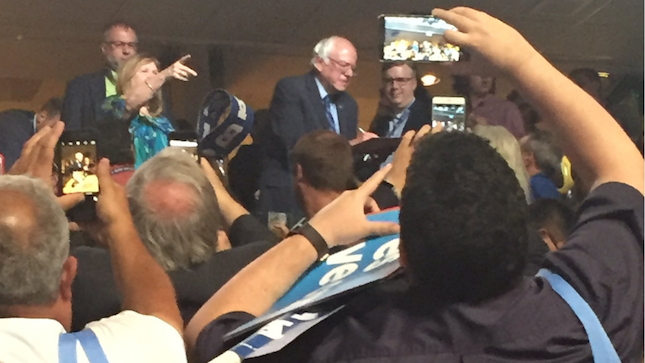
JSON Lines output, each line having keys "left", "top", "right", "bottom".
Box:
{"left": 225, "top": 209, "right": 401, "bottom": 340}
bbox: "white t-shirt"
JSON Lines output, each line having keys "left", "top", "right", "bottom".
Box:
{"left": 0, "top": 310, "right": 187, "bottom": 362}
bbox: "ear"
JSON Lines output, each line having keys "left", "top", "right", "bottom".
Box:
{"left": 295, "top": 164, "right": 304, "bottom": 182}
{"left": 398, "top": 238, "right": 408, "bottom": 268}
{"left": 538, "top": 228, "right": 558, "bottom": 252}
{"left": 59, "top": 256, "right": 78, "bottom": 302}
{"left": 101, "top": 43, "right": 108, "bottom": 56}
{"left": 313, "top": 57, "right": 325, "bottom": 73}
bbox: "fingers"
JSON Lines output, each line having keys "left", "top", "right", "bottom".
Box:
{"left": 364, "top": 197, "right": 381, "bottom": 215}
{"left": 358, "top": 164, "right": 392, "bottom": 198}
{"left": 34, "top": 121, "right": 65, "bottom": 180}
{"left": 175, "top": 74, "right": 189, "bottom": 82}
{"left": 178, "top": 54, "right": 192, "bottom": 64}
{"left": 58, "top": 193, "right": 85, "bottom": 211}
{"left": 432, "top": 8, "right": 475, "bottom": 33}
{"left": 415, "top": 124, "right": 432, "bottom": 140}
{"left": 96, "top": 158, "right": 114, "bottom": 194}
{"left": 181, "top": 64, "right": 198, "bottom": 77}
{"left": 366, "top": 221, "right": 400, "bottom": 237}
{"left": 400, "top": 130, "right": 415, "bottom": 148}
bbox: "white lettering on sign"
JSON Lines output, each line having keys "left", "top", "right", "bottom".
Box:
{"left": 326, "top": 242, "right": 365, "bottom": 265}
{"left": 256, "top": 319, "right": 294, "bottom": 340}
{"left": 363, "top": 238, "right": 400, "bottom": 272}
{"left": 236, "top": 99, "right": 248, "bottom": 120}
{"left": 290, "top": 312, "right": 319, "bottom": 321}
{"left": 215, "top": 124, "right": 244, "bottom": 148}
{"left": 202, "top": 123, "right": 211, "bottom": 139}
{"left": 319, "top": 264, "right": 359, "bottom": 286}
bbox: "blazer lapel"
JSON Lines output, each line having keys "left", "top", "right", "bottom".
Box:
{"left": 305, "top": 72, "right": 334, "bottom": 131}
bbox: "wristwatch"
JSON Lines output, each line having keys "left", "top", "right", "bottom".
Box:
{"left": 290, "top": 223, "right": 330, "bottom": 261}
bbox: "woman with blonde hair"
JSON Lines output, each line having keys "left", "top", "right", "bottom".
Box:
{"left": 472, "top": 124, "right": 532, "bottom": 203}
{"left": 104, "top": 54, "right": 197, "bottom": 167}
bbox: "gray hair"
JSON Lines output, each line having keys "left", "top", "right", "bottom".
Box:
{"left": 520, "top": 130, "right": 563, "bottom": 182}
{"left": 311, "top": 36, "right": 341, "bottom": 66}
{"left": 473, "top": 125, "right": 533, "bottom": 204}
{"left": 0, "top": 176, "right": 69, "bottom": 306}
{"left": 126, "top": 148, "right": 221, "bottom": 271}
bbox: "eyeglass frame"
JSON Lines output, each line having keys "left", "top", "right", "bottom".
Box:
{"left": 383, "top": 77, "right": 414, "bottom": 86}
{"left": 326, "top": 57, "right": 358, "bottom": 76}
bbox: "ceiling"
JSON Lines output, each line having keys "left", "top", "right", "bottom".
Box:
{"left": 0, "top": 0, "right": 641, "bottom": 78}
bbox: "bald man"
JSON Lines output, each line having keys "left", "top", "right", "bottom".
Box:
{"left": 259, "top": 36, "right": 364, "bottom": 227}
{"left": 71, "top": 149, "right": 278, "bottom": 330}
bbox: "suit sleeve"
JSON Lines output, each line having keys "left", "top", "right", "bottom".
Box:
{"left": 269, "top": 79, "right": 307, "bottom": 152}
{"left": 61, "top": 78, "right": 85, "bottom": 130}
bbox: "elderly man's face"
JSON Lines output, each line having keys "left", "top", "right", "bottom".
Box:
{"left": 101, "top": 26, "right": 138, "bottom": 70}
{"left": 383, "top": 64, "right": 417, "bottom": 110}
{"left": 315, "top": 38, "right": 357, "bottom": 92}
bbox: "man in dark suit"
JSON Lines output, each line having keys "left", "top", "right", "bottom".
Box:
{"left": 258, "top": 36, "right": 368, "bottom": 227}
{"left": 369, "top": 61, "right": 432, "bottom": 138}
{"left": 61, "top": 21, "right": 138, "bottom": 130}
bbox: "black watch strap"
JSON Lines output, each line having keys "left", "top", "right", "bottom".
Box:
{"left": 293, "top": 223, "right": 329, "bottom": 261}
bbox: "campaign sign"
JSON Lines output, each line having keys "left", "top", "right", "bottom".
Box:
{"left": 225, "top": 208, "right": 401, "bottom": 340}
{"left": 209, "top": 305, "right": 345, "bottom": 362}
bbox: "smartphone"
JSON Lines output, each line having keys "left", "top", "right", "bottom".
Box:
{"left": 56, "top": 130, "right": 99, "bottom": 221}
{"left": 432, "top": 96, "right": 467, "bottom": 132}
{"left": 379, "top": 14, "right": 460, "bottom": 62}
{"left": 168, "top": 131, "right": 200, "bottom": 162}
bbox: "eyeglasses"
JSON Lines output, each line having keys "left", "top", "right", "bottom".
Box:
{"left": 383, "top": 77, "right": 414, "bottom": 85}
{"left": 105, "top": 41, "right": 138, "bottom": 50}
{"left": 328, "top": 57, "right": 358, "bottom": 76}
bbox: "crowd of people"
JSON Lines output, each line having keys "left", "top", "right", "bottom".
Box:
{"left": 0, "top": 6, "right": 643, "bottom": 363}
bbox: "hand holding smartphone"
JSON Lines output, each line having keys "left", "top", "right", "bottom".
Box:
{"left": 380, "top": 14, "right": 460, "bottom": 62}
{"left": 432, "top": 97, "right": 467, "bottom": 132}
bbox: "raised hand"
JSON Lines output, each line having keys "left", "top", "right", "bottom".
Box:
{"left": 162, "top": 54, "right": 198, "bottom": 81}
{"left": 308, "top": 165, "right": 400, "bottom": 248}
{"left": 433, "top": 7, "right": 540, "bottom": 77}
{"left": 95, "top": 158, "right": 131, "bottom": 228}
{"left": 385, "top": 124, "right": 434, "bottom": 196}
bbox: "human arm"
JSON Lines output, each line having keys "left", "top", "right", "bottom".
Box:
{"left": 201, "top": 158, "right": 280, "bottom": 245}
{"left": 434, "top": 7, "right": 644, "bottom": 195}
{"left": 95, "top": 158, "right": 183, "bottom": 333}
{"left": 121, "top": 55, "right": 197, "bottom": 113}
{"left": 184, "top": 165, "right": 400, "bottom": 350}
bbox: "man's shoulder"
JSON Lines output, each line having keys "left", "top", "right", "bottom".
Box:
{"left": 66, "top": 69, "right": 106, "bottom": 87}
{"left": 275, "top": 73, "right": 311, "bottom": 92}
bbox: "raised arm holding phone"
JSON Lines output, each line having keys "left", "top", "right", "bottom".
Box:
{"left": 186, "top": 7, "right": 643, "bottom": 363}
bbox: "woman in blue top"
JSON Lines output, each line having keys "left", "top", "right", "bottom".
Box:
{"left": 104, "top": 54, "right": 197, "bottom": 168}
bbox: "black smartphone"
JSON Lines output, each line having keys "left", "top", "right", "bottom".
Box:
{"left": 168, "top": 130, "right": 200, "bottom": 162}
{"left": 379, "top": 14, "right": 460, "bottom": 62}
{"left": 56, "top": 130, "right": 99, "bottom": 222}
{"left": 431, "top": 96, "right": 467, "bottom": 132}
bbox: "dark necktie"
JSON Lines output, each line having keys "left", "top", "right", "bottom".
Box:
{"left": 323, "top": 95, "right": 338, "bottom": 133}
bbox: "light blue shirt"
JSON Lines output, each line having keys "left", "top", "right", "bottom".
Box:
{"left": 315, "top": 77, "right": 340, "bottom": 133}
{"left": 385, "top": 98, "right": 415, "bottom": 138}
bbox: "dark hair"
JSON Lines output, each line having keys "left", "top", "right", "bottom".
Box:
{"left": 38, "top": 98, "right": 63, "bottom": 117}
{"left": 102, "top": 21, "right": 137, "bottom": 41}
{"left": 569, "top": 68, "right": 600, "bottom": 88}
{"left": 290, "top": 130, "right": 355, "bottom": 192}
{"left": 400, "top": 132, "right": 528, "bottom": 303}
{"left": 528, "top": 199, "right": 575, "bottom": 242}
{"left": 382, "top": 61, "right": 418, "bottom": 78}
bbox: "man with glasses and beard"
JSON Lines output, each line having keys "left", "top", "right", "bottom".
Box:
{"left": 62, "top": 21, "right": 140, "bottom": 130}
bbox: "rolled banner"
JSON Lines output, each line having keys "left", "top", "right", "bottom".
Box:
{"left": 197, "top": 89, "right": 255, "bottom": 159}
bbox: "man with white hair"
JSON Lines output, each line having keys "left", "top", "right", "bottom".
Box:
{"left": 259, "top": 36, "right": 370, "bottom": 227}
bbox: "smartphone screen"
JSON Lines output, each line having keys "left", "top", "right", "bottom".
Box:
{"left": 168, "top": 131, "right": 200, "bottom": 162}
{"left": 380, "top": 14, "right": 460, "bottom": 62}
{"left": 59, "top": 139, "right": 99, "bottom": 195}
{"left": 432, "top": 97, "right": 467, "bottom": 132}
